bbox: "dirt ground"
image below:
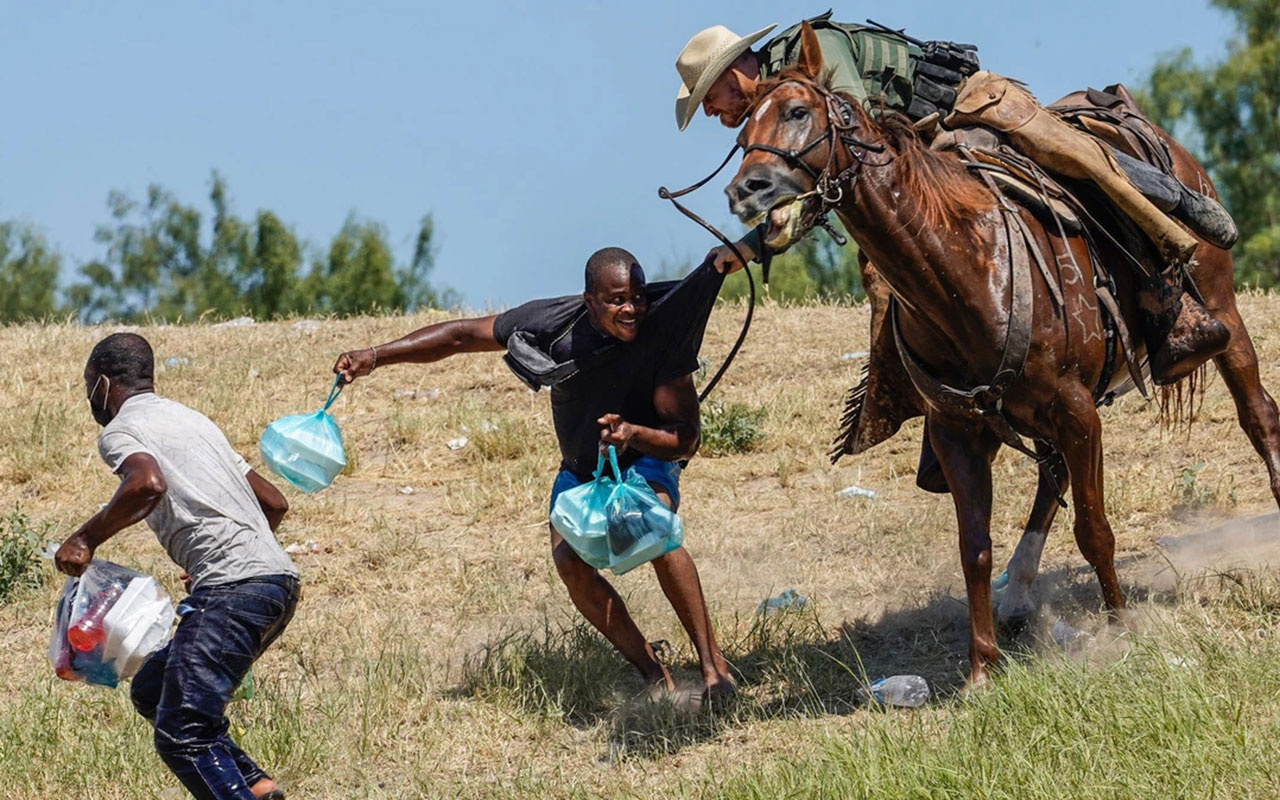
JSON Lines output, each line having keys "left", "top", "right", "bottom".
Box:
{"left": 1, "top": 295, "right": 1278, "bottom": 797}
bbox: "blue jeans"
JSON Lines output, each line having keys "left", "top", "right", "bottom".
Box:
{"left": 131, "top": 574, "right": 299, "bottom": 800}
{"left": 549, "top": 455, "right": 682, "bottom": 513}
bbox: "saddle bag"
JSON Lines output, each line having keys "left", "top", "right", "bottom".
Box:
{"left": 908, "top": 40, "right": 980, "bottom": 121}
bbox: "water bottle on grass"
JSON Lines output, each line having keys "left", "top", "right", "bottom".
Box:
{"left": 865, "top": 675, "right": 930, "bottom": 707}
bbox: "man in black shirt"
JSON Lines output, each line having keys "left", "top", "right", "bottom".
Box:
{"left": 334, "top": 247, "right": 735, "bottom": 701}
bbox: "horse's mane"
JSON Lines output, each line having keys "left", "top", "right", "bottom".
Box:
{"left": 762, "top": 67, "right": 995, "bottom": 233}
{"left": 866, "top": 107, "right": 995, "bottom": 232}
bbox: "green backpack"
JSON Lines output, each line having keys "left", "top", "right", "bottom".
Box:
{"left": 758, "top": 10, "right": 920, "bottom": 113}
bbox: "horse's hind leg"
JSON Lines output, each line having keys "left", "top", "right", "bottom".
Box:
{"left": 997, "top": 449, "right": 1069, "bottom": 629}
{"left": 1210, "top": 303, "right": 1280, "bottom": 509}
{"left": 1055, "top": 384, "right": 1126, "bottom": 615}
{"left": 1189, "top": 246, "right": 1280, "bottom": 509}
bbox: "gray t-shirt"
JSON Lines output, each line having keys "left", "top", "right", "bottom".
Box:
{"left": 97, "top": 393, "right": 298, "bottom": 589}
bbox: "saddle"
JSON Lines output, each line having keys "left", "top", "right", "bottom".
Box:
{"left": 829, "top": 84, "right": 1167, "bottom": 473}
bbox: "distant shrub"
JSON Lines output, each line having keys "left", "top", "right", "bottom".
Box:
{"left": 0, "top": 508, "right": 48, "bottom": 604}
{"left": 700, "top": 401, "right": 766, "bottom": 457}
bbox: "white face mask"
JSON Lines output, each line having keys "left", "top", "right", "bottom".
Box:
{"left": 88, "top": 374, "right": 110, "bottom": 409}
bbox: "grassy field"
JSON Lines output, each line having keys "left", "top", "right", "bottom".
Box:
{"left": 2, "top": 297, "right": 1280, "bottom": 799}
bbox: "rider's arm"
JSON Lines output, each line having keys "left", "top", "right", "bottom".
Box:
{"left": 333, "top": 316, "right": 503, "bottom": 384}
{"left": 598, "top": 374, "right": 701, "bottom": 461}
{"left": 708, "top": 230, "right": 764, "bottom": 275}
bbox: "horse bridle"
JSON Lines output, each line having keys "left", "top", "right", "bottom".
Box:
{"left": 737, "top": 76, "right": 889, "bottom": 213}
{"left": 653, "top": 75, "right": 891, "bottom": 401}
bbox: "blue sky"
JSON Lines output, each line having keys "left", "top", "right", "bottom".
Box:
{"left": 1, "top": 1, "right": 1232, "bottom": 309}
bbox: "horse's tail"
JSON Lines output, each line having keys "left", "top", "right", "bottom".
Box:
{"left": 1158, "top": 363, "right": 1209, "bottom": 430}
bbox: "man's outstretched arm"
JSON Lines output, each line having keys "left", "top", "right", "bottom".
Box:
{"left": 56, "top": 452, "right": 168, "bottom": 576}
{"left": 333, "top": 315, "right": 504, "bottom": 384}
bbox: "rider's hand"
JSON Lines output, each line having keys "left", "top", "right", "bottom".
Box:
{"left": 55, "top": 531, "right": 93, "bottom": 577}
{"left": 598, "top": 413, "right": 635, "bottom": 453}
{"left": 707, "top": 241, "right": 756, "bottom": 275}
{"left": 333, "top": 348, "right": 377, "bottom": 385}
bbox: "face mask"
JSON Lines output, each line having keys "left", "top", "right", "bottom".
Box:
{"left": 88, "top": 374, "right": 113, "bottom": 427}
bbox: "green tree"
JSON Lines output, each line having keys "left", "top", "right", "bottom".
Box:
{"left": 717, "top": 220, "right": 863, "bottom": 304}
{"left": 0, "top": 222, "right": 62, "bottom": 322}
{"left": 69, "top": 185, "right": 214, "bottom": 320}
{"left": 67, "top": 173, "right": 448, "bottom": 321}
{"left": 398, "top": 214, "right": 455, "bottom": 310}
{"left": 307, "top": 216, "right": 404, "bottom": 316}
{"left": 1143, "top": 0, "right": 1280, "bottom": 286}
{"left": 242, "top": 211, "right": 303, "bottom": 317}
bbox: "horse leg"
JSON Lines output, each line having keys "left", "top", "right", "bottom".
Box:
{"left": 927, "top": 415, "right": 1002, "bottom": 686}
{"left": 996, "top": 449, "right": 1069, "bottom": 629}
{"left": 1054, "top": 385, "right": 1126, "bottom": 616}
{"left": 1208, "top": 302, "right": 1280, "bottom": 509}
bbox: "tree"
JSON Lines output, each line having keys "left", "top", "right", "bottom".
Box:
{"left": 1143, "top": 0, "right": 1280, "bottom": 286}
{"left": 306, "top": 216, "right": 403, "bottom": 316}
{"left": 67, "top": 173, "right": 449, "bottom": 321}
{"left": 398, "top": 215, "right": 456, "bottom": 310}
{"left": 0, "top": 223, "right": 62, "bottom": 322}
{"left": 717, "top": 219, "right": 863, "bottom": 304}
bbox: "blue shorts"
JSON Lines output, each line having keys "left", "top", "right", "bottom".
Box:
{"left": 549, "top": 456, "right": 682, "bottom": 515}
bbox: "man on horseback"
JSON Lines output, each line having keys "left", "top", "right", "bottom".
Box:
{"left": 674, "top": 10, "right": 1237, "bottom": 386}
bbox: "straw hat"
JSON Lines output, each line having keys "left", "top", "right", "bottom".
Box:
{"left": 674, "top": 23, "right": 777, "bottom": 131}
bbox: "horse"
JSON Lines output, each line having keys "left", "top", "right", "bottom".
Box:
{"left": 723, "top": 23, "right": 1280, "bottom": 686}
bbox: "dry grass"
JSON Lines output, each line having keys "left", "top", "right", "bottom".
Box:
{"left": 1, "top": 296, "right": 1280, "bottom": 798}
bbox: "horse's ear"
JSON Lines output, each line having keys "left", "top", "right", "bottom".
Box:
{"left": 732, "top": 69, "right": 759, "bottom": 102}
{"left": 795, "top": 21, "right": 824, "bottom": 79}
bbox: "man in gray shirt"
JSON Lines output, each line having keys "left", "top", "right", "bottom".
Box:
{"left": 56, "top": 332, "right": 298, "bottom": 800}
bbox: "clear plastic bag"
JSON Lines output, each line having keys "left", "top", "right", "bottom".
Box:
{"left": 605, "top": 468, "right": 683, "bottom": 575}
{"left": 260, "top": 377, "right": 347, "bottom": 493}
{"left": 49, "top": 559, "right": 175, "bottom": 688}
{"left": 549, "top": 447, "right": 619, "bottom": 570}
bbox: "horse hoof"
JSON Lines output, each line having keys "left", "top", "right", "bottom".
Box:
{"left": 960, "top": 672, "right": 991, "bottom": 697}
{"left": 997, "top": 609, "right": 1034, "bottom": 637}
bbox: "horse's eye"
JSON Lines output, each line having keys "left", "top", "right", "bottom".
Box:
{"left": 787, "top": 107, "right": 809, "bottom": 121}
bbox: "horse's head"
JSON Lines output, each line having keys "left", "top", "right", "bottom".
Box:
{"left": 726, "top": 22, "right": 878, "bottom": 250}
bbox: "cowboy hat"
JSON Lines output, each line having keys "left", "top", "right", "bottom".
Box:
{"left": 675, "top": 23, "right": 777, "bottom": 131}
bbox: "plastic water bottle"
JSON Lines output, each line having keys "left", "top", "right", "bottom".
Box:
{"left": 68, "top": 582, "right": 125, "bottom": 652}
{"left": 866, "top": 675, "right": 930, "bottom": 707}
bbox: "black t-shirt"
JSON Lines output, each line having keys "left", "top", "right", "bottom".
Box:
{"left": 493, "top": 263, "right": 723, "bottom": 479}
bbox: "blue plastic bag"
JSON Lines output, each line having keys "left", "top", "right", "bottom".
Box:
{"left": 259, "top": 377, "right": 347, "bottom": 493}
{"left": 549, "top": 447, "right": 619, "bottom": 570}
{"left": 605, "top": 468, "right": 684, "bottom": 575}
{"left": 550, "top": 446, "right": 684, "bottom": 575}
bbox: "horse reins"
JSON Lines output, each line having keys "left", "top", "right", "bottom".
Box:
{"left": 658, "top": 150, "right": 756, "bottom": 403}
{"left": 655, "top": 75, "right": 890, "bottom": 403}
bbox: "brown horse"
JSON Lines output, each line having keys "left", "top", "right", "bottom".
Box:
{"left": 725, "top": 24, "right": 1280, "bottom": 686}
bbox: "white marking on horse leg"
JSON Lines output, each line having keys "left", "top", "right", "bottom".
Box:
{"left": 997, "top": 528, "right": 1049, "bottom": 622}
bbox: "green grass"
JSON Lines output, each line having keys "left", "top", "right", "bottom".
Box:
{"left": 0, "top": 507, "right": 50, "bottom": 604}
{"left": 4, "top": 301, "right": 1280, "bottom": 798}
{"left": 700, "top": 401, "right": 767, "bottom": 457}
